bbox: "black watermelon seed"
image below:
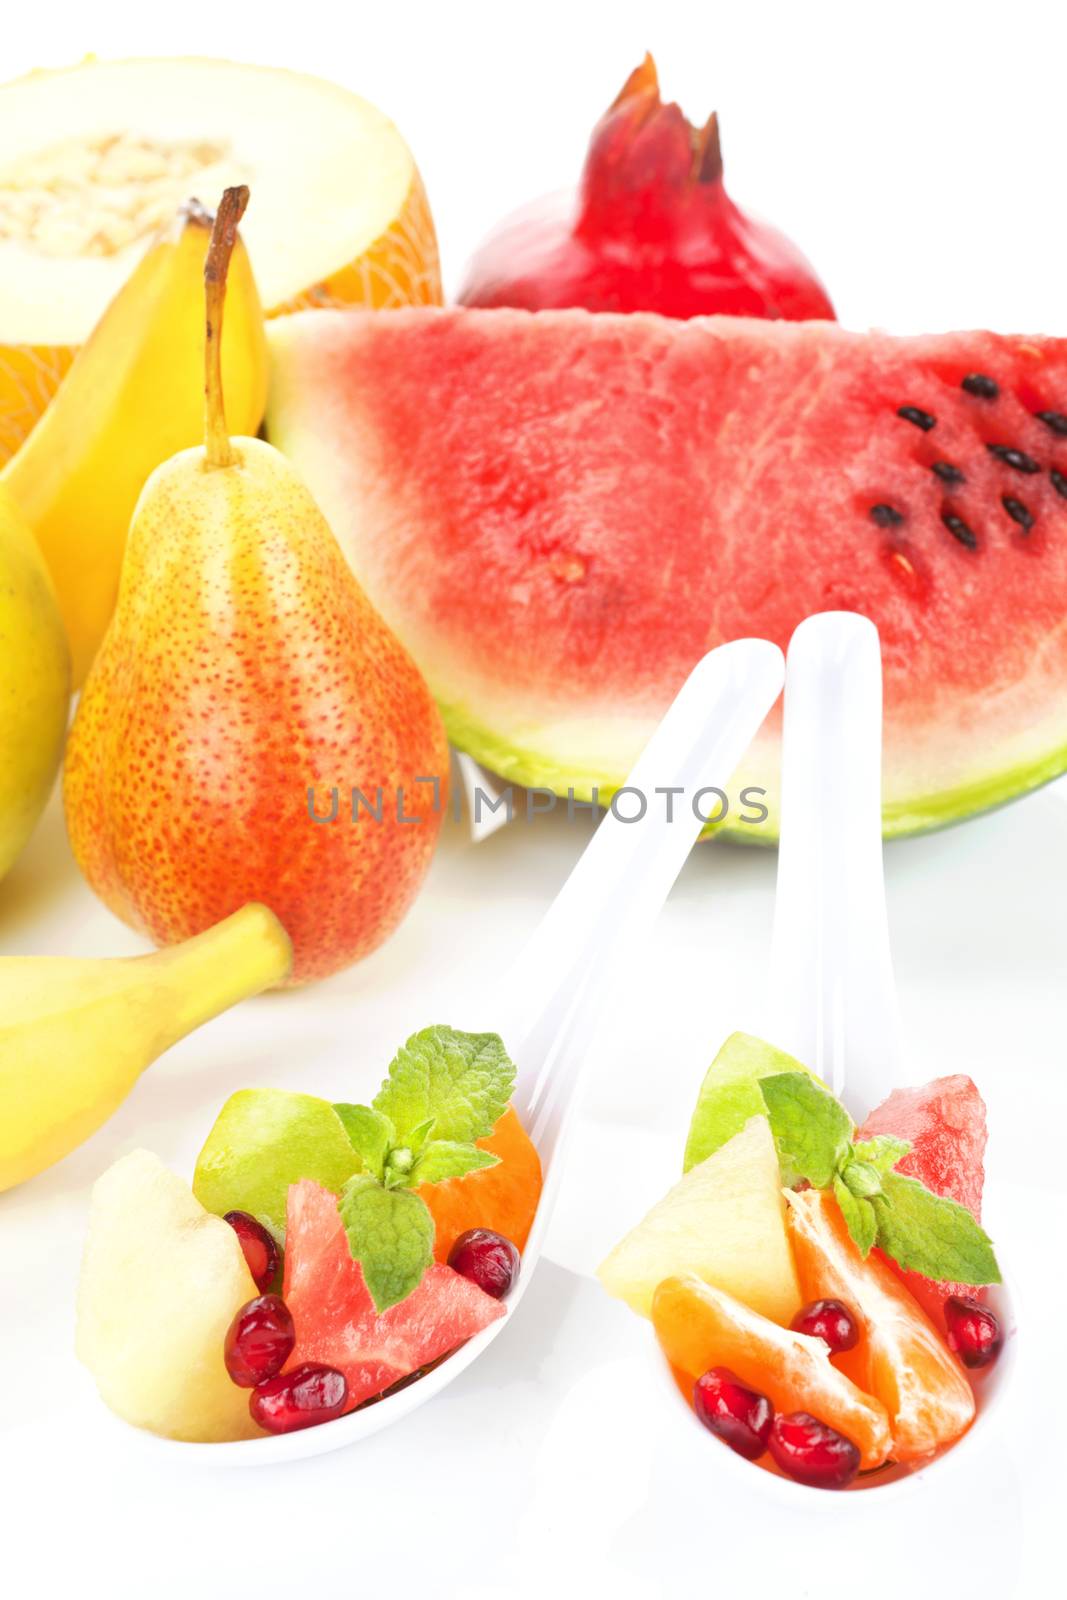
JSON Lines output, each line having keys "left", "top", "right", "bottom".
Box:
{"left": 942, "top": 510, "right": 979, "bottom": 550}
{"left": 897, "top": 405, "right": 936, "bottom": 431}
{"left": 1036, "top": 411, "right": 1067, "bottom": 437}
{"left": 931, "top": 461, "right": 966, "bottom": 487}
{"left": 986, "top": 443, "right": 1041, "bottom": 474}
{"left": 1002, "top": 495, "right": 1034, "bottom": 532}
{"left": 961, "top": 373, "right": 999, "bottom": 399}
{"left": 869, "top": 504, "right": 905, "bottom": 528}
{"left": 1051, "top": 469, "right": 1067, "bottom": 499}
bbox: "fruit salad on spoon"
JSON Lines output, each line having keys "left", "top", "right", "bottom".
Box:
{"left": 598, "top": 613, "right": 1008, "bottom": 1490}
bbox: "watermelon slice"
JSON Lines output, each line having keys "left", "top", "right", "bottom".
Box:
{"left": 858, "top": 1075, "right": 988, "bottom": 1322}
{"left": 282, "top": 1179, "right": 505, "bottom": 1410}
{"left": 267, "top": 307, "right": 1067, "bottom": 838}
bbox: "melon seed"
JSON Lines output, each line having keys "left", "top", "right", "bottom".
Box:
{"left": 869, "top": 504, "right": 904, "bottom": 528}
{"left": 897, "top": 405, "right": 936, "bottom": 431}
{"left": 1051, "top": 470, "right": 1067, "bottom": 499}
{"left": 1037, "top": 411, "right": 1067, "bottom": 437}
{"left": 961, "top": 374, "right": 999, "bottom": 399}
{"left": 1002, "top": 496, "right": 1034, "bottom": 532}
{"left": 986, "top": 444, "right": 1041, "bottom": 474}
{"left": 931, "top": 462, "right": 965, "bottom": 487}
{"left": 942, "top": 510, "right": 978, "bottom": 550}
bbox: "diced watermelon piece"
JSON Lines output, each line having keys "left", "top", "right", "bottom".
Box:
{"left": 858, "top": 1075, "right": 987, "bottom": 1322}
{"left": 282, "top": 1180, "right": 505, "bottom": 1410}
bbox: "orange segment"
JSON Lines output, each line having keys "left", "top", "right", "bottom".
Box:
{"left": 420, "top": 1104, "right": 543, "bottom": 1262}
{"left": 652, "top": 1274, "right": 892, "bottom": 1470}
{"left": 786, "top": 1188, "right": 975, "bottom": 1460}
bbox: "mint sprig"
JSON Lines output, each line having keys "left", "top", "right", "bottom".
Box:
{"left": 759, "top": 1071, "right": 1000, "bottom": 1286}
{"left": 333, "top": 1026, "right": 517, "bottom": 1312}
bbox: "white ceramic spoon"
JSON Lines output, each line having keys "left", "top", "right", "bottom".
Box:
{"left": 136, "top": 635, "right": 785, "bottom": 1466}
{"left": 656, "top": 611, "right": 1016, "bottom": 1503}
{"left": 768, "top": 609, "right": 902, "bottom": 1118}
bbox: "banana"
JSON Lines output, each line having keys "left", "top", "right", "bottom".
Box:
{"left": 0, "top": 483, "right": 69, "bottom": 882}
{"left": 2, "top": 199, "right": 268, "bottom": 686}
{"left": 0, "top": 904, "right": 292, "bottom": 1193}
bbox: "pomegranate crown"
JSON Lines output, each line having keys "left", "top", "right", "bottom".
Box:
{"left": 577, "top": 54, "right": 724, "bottom": 238}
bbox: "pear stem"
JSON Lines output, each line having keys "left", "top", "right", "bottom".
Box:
{"left": 203, "top": 185, "right": 250, "bottom": 470}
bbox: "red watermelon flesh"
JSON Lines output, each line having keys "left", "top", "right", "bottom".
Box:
{"left": 859, "top": 1075, "right": 988, "bottom": 1322}
{"left": 267, "top": 307, "right": 1067, "bottom": 838}
{"left": 282, "top": 1180, "right": 505, "bottom": 1410}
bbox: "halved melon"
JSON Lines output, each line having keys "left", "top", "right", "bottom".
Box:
{"left": 0, "top": 56, "right": 441, "bottom": 460}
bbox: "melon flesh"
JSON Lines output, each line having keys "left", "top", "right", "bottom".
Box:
{"left": 859, "top": 1075, "right": 988, "bottom": 1321}
{"left": 0, "top": 58, "right": 439, "bottom": 459}
{"left": 267, "top": 307, "right": 1067, "bottom": 838}
{"left": 282, "top": 1180, "right": 505, "bottom": 1410}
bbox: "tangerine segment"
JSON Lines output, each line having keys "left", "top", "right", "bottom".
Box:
{"left": 786, "top": 1188, "right": 975, "bottom": 1461}
{"left": 651, "top": 1274, "right": 891, "bottom": 1470}
{"left": 420, "top": 1105, "right": 543, "bottom": 1262}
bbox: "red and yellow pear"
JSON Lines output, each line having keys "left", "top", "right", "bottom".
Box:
{"left": 64, "top": 188, "right": 449, "bottom": 984}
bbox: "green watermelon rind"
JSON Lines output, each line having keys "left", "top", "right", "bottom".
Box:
{"left": 444, "top": 700, "right": 1067, "bottom": 842}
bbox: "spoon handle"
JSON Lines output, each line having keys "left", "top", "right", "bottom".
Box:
{"left": 767, "top": 611, "right": 902, "bottom": 1119}
{"left": 503, "top": 637, "right": 785, "bottom": 1157}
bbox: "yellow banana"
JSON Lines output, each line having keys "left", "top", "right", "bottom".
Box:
{"left": 0, "top": 904, "right": 292, "bottom": 1193}
{"left": 2, "top": 199, "right": 268, "bottom": 686}
{"left": 0, "top": 483, "right": 70, "bottom": 882}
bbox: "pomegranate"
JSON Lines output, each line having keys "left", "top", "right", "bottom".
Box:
{"left": 790, "top": 1298, "right": 860, "bottom": 1353}
{"left": 447, "top": 1229, "right": 519, "bottom": 1299}
{"left": 693, "top": 1367, "right": 773, "bottom": 1460}
{"left": 767, "top": 1412, "right": 861, "bottom": 1489}
{"left": 224, "top": 1210, "right": 280, "bottom": 1292}
{"left": 250, "top": 1363, "right": 348, "bottom": 1433}
{"left": 458, "top": 55, "right": 834, "bottom": 322}
{"left": 224, "top": 1294, "right": 295, "bottom": 1388}
{"left": 944, "top": 1296, "right": 1002, "bottom": 1370}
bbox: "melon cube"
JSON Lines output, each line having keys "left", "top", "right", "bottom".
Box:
{"left": 597, "top": 1115, "right": 801, "bottom": 1325}
{"left": 77, "top": 1148, "right": 261, "bottom": 1442}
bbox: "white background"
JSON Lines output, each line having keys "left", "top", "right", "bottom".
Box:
{"left": 3, "top": 2, "right": 1065, "bottom": 1595}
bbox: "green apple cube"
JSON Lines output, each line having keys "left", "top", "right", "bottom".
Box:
{"left": 684, "top": 1031, "right": 820, "bottom": 1172}
{"left": 193, "top": 1087, "right": 361, "bottom": 1240}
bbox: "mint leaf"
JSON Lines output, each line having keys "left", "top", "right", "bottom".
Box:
{"left": 407, "top": 1117, "right": 437, "bottom": 1160}
{"left": 852, "top": 1134, "right": 911, "bottom": 1175}
{"left": 759, "top": 1073, "right": 854, "bottom": 1189}
{"left": 373, "top": 1026, "right": 516, "bottom": 1145}
{"left": 833, "top": 1172, "right": 877, "bottom": 1257}
{"left": 872, "top": 1172, "right": 1001, "bottom": 1287}
{"left": 839, "top": 1158, "right": 883, "bottom": 1200}
{"left": 338, "top": 1174, "right": 435, "bottom": 1313}
{"left": 410, "top": 1141, "right": 500, "bottom": 1186}
{"left": 333, "top": 1104, "right": 395, "bottom": 1182}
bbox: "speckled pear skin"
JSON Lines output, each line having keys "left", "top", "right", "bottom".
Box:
{"left": 64, "top": 437, "right": 449, "bottom": 985}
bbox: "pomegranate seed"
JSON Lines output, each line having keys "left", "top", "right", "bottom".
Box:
{"left": 224, "top": 1210, "right": 280, "bottom": 1292}
{"left": 693, "top": 1367, "right": 773, "bottom": 1460}
{"left": 944, "top": 1296, "right": 1002, "bottom": 1369}
{"left": 224, "top": 1294, "right": 295, "bottom": 1387}
{"left": 790, "top": 1298, "right": 859, "bottom": 1352}
{"left": 447, "top": 1229, "right": 519, "bottom": 1299}
{"left": 767, "top": 1412, "right": 860, "bottom": 1489}
{"left": 250, "top": 1363, "right": 348, "bottom": 1433}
